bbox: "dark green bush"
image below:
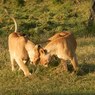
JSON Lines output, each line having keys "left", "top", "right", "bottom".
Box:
{"left": 52, "top": 0, "right": 63, "bottom": 4}
{"left": 0, "top": 0, "right": 93, "bottom": 38}
{"left": 36, "top": 0, "right": 43, "bottom": 4}
{"left": 16, "top": 0, "right": 25, "bottom": 6}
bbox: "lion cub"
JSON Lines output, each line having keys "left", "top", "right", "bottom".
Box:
{"left": 8, "top": 13, "right": 41, "bottom": 77}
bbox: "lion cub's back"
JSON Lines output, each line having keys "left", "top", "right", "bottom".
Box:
{"left": 8, "top": 32, "right": 28, "bottom": 59}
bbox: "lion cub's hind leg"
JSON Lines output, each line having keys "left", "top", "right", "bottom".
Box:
{"left": 60, "top": 59, "right": 68, "bottom": 72}
{"left": 70, "top": 54, "right": 78, "bottom": 72}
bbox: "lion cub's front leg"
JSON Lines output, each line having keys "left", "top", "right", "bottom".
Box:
{"left": 15, "top": 58, "right": 31, "bottom": 77}
{"left": 10, "top": 57, "right": 16, "bottom": 71}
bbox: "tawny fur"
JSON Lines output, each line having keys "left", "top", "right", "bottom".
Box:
{"left": 8, "top": 32, "right": 41, "bottom": 77}
{"left": 7, "top": 9, "right": 41, "bottom": 77}
{"left": 39, "top": 32, "right": 78, "bottom": 72}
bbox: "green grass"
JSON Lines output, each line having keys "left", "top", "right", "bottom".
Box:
{"left": 0, "top": 37, "right": 95, "bottom": 95}
{"left": 0, "top": 0, "right": 95, "bottom": 95}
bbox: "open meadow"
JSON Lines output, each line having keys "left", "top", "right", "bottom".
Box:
{"left": 0, "top": 36, "right": 95, "bottom": 95}
{"left": 0, "top": 0, "right": 95, "bottom": 95}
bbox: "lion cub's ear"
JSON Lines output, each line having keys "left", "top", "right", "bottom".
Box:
{"left": 39, "top": 48, "right": 44, "bottom": 54}
{"left": 34, "top": 44, "right": 42, "bottom": 50}
{"left": 39, "top": 48, "right": 47, "bottom": 55}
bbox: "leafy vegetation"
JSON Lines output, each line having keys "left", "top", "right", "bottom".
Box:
{"left": 0, "top": 0, "right": 95, "bottom": 95}
{"left": 0, "top": 0, "right": 94, "bottom": 40}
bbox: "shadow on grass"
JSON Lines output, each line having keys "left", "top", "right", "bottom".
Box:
{"left": 67, "top": 63, "right": 95, "bottom": 76}
{"left": 79, "top": 63, "right": 95, "bottom": 75}
{"left": 48, "top": 56, "right": 95, "bottom": 76}
{"left": 29, "top": 57, "right": 95, "bottom": 76}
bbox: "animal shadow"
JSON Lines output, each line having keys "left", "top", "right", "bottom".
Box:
{"left": 79, "top": 63, "right": 95, "bottom": 75}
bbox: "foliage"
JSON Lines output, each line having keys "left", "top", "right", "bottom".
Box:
{"left": 36, "top": 0, "right": 43, "bottom": 4}
{"left": 0, "top": 0, "right": 93, "bottom": 40}
{"left": 16, "top": 0, "right": 25, "bottom": 6}
{"left": 52, "top": 0, "right": 63, "bottom": 4}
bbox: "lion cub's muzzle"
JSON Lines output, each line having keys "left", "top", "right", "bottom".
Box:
{"left": 30, "top": 58, "right": 40, "bottom": 65}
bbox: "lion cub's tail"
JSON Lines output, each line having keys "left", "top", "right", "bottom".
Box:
{"left": 4, "top": 8, "right": 17, "bottom": 33}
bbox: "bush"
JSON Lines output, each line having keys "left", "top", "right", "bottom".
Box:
{"left": 36, "top": 0, "right": 43, "bottom": 4}
{"left": 0, "top": 0, "right": 92, "bottom": 38}
{"left": 16, "top": 0, "right": 25, "bottom": 6}
{"left": 52, "top": 0, "right": 63, "bottom": 4}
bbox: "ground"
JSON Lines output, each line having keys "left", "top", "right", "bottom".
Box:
{"left": 0, "top": 37, "right": 95, "bottom": 95}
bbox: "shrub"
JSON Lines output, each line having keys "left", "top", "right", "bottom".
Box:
{"left": 36, "top": 0, "right": 43, "bottom": 4}
{"left": 52, "top": 0, "right": 63, "bottom": 4}
{"left": 16, "top": 0, "right": 25, "bottom": 6}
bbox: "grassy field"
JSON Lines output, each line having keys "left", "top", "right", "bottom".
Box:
{"left": 0, "top": 0, "right": 95, "bottom": 95}
{"left": 0, "top": 37, "right": 95, "bottom": 95}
